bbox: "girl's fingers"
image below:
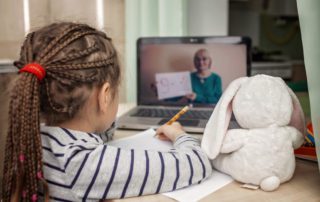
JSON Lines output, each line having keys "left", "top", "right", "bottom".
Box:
{"left": 156, "top": 133, "right": 170, "bottom": 141}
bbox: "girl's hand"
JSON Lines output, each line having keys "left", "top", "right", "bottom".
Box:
{"left": 155, "top": 122, "right": 186, "bottom": 142}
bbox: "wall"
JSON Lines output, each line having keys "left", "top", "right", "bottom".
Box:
{"left": 0, "top": 0, "right": 126, "bottom": 101}
{"left": 187, "top": 0, "right": 229, "bottom": 36}
{"left": 0, "top": 0, "right": 25, "bottom": 59}
{"left": 229, "top": 1, "right": 261, "bottom": 46}
{"left": 124, "top": 0, "right": 230, "bottom": 103}
{"left": 229, "top": 0, "right": 303, "bottom": 60}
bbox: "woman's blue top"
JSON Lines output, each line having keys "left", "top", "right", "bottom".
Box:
{"left": 190, "top": 72, "right": 222, "bottom": 104}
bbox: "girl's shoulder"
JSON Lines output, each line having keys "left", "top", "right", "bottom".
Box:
{"left": 40, "top": 125, "right": 104, "bottom": 145}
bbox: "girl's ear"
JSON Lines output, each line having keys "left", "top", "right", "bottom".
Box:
{"left": 98, "top": 82, "right": 111, "bottom": 113}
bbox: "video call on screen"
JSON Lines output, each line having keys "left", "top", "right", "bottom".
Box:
{"left": 138, "top": 42, "right": 247, "bottom": 106}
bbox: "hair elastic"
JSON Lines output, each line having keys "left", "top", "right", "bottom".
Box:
{"left": 19, "top": 63, "right": 46, "bottom": 81}
{"left": 19, "top": 154, "right": 25, "bottom": 163}
{"left": 37, "top": 171, "right": 43, "bottom": 179}
{"left": 31, "top": 194, "right": 37, "bottom": 201}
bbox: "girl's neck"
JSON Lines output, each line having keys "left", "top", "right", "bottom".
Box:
{"left": 58, "top": 119, "right": 95, "bottom": 133}
{"left": 56, "top": 110, "right": 99, "bottom": 133}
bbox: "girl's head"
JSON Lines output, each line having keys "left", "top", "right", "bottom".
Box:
{"left": 2, "top": 22, "right": 120, "bottom": 201}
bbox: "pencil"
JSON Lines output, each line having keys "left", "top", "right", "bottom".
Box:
{"left": 166, "top": 106, "right": 189, "bottom": 125}
{"left": 153, "top": 106, "right": 189, "bottom": 137}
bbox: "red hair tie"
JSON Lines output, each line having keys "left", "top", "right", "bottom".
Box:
{"left": 22, "top": 190, "right": 27, "bottom": 198}
{"left": 19, "top": 63, "right": 46, "bottom": 81}
{"left": 37, "top": 171, "right": 43, "bottom": 179}
{"left": 31, "top": 194, "right": 37, "bottom": 201}
{"left": 19, "top": 154, "right": 25, "bottom": 163}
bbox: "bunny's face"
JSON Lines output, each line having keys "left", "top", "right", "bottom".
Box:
{"left": 232, "top": 75, "right": 292, "bottom": 129}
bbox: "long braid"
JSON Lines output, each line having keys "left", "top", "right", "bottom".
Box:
{"left": 3, "top": 77, "right": 25, "bottom": 199}
{"left": 2, "top": 90, "right": 15, "bottom": 197}
{"left": 19, "top": 75, "right": 30, "bottom": 199}
{"left": 32, "top": 79, "right": 50, "bottom": 201}
{"left": 20, "top": 35, "right": 35, "bottom": 200}
{"left": 26, "top": 76, "right": 38, "bottom": 201}
{"left": 2, "top": 22, "right": 120, "bottom": 201}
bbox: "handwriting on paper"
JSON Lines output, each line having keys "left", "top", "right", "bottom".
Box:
{"left": 155, "top": 71, "right": 192, "bottom": 100}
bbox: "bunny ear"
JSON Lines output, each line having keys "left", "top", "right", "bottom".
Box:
{"left": 286, "top": 86, "right": 306, "bottom": 136}
{"left": 201, "top": 77, "right": 248, "bottom": 159}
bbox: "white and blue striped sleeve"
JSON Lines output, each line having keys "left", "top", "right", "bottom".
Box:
{"left": 61, "top": 134, "right": 212, "bottom": 201}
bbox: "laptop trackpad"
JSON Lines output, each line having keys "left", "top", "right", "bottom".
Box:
{"left": 158, "top": 119, "right": 199, "bottom": 127}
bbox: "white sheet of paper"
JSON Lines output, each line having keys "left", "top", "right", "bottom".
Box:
{"left": 156, "top": 71, "right": 192, "bottom": 100}
{"left": 107, "top": 129, "right": 233, "bottom": 202}
{"left": 108, "top": 128, "right": 172, "bottom": 151}
{"left": 163, "top": 171, "right": 233, "bottom": 202}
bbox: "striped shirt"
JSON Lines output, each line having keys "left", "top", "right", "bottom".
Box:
{"left": 41, "top": 125, "right": 212, "bottom": 201}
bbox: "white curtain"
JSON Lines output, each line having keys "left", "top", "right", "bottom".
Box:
{"left": 125, "top": 0, "right": 187, "bottom": 102}
{"left": 297, "top": 0, "right": 320, "bottom": 167}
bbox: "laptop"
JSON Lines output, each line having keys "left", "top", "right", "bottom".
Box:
{"left": 117, "top": 36, "right": 251, "bottom": 133}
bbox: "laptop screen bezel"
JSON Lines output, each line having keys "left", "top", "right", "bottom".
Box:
{"left": 136, "top": 36, "right": 251, "bottom": 107}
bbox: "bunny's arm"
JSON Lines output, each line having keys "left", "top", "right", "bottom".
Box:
{"left": 220, "top": 129, "right": 248, "bottom": 153}
{"left": 285, "top": 126, "right": 304, "bottom": 149}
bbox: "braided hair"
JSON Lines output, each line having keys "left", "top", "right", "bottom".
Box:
{"left": 2, "top": 22, "right": 120, "bottom": 201}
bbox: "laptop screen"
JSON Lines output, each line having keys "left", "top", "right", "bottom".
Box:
{"left": 137, "top": 36, "right": 251, "bottom": 107}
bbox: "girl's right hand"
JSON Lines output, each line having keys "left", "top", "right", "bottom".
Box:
{"left": 155, "top": 122, "right": 186, "bottom": 142}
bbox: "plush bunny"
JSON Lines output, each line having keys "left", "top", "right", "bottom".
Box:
{"left": 201, "top": 74, "right": 306, "bottom": 191}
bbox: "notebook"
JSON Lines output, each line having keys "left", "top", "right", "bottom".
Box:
{"left": 117, "top": 36, "right": 251, "bottom": 133}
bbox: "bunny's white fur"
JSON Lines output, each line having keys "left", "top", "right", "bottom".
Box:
{"left": 202, "top": 75, "right": 305, "bottom": 191}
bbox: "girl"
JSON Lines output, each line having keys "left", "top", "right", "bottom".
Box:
{"left": 2, "top": 22, "right": 212, "bottom": 201}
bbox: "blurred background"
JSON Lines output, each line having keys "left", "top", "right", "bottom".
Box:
{"left": 0, "top": 0, "right": 307, "bottom": 102}
{"left": 0, "top": 0, "right": 315, "bottom": 190}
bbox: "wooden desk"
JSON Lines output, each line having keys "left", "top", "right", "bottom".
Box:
{"left": 111, "top": 104, "right": 320, "bottom": 202}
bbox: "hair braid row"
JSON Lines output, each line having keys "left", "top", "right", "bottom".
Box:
{"left": 40, "top": 30, "right": 98, "bottom": 64}
{"left": 47, "top": 57, "right": 115, "bottom": 71}
{"left": 48, "top": 43, "right": 99, "bottom": 65}
{"left": 36, "top": 24, "right": 84, "bottom": 61}
{"left": 47, "top": 71, "right": 98, "bottom": 82}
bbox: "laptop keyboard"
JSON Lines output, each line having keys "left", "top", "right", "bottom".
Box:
{"left": 131, "top": 108, "right": 213, "bottom": 120}
{"left": 158, "top": 118, "right": 200, "bottom": 127}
